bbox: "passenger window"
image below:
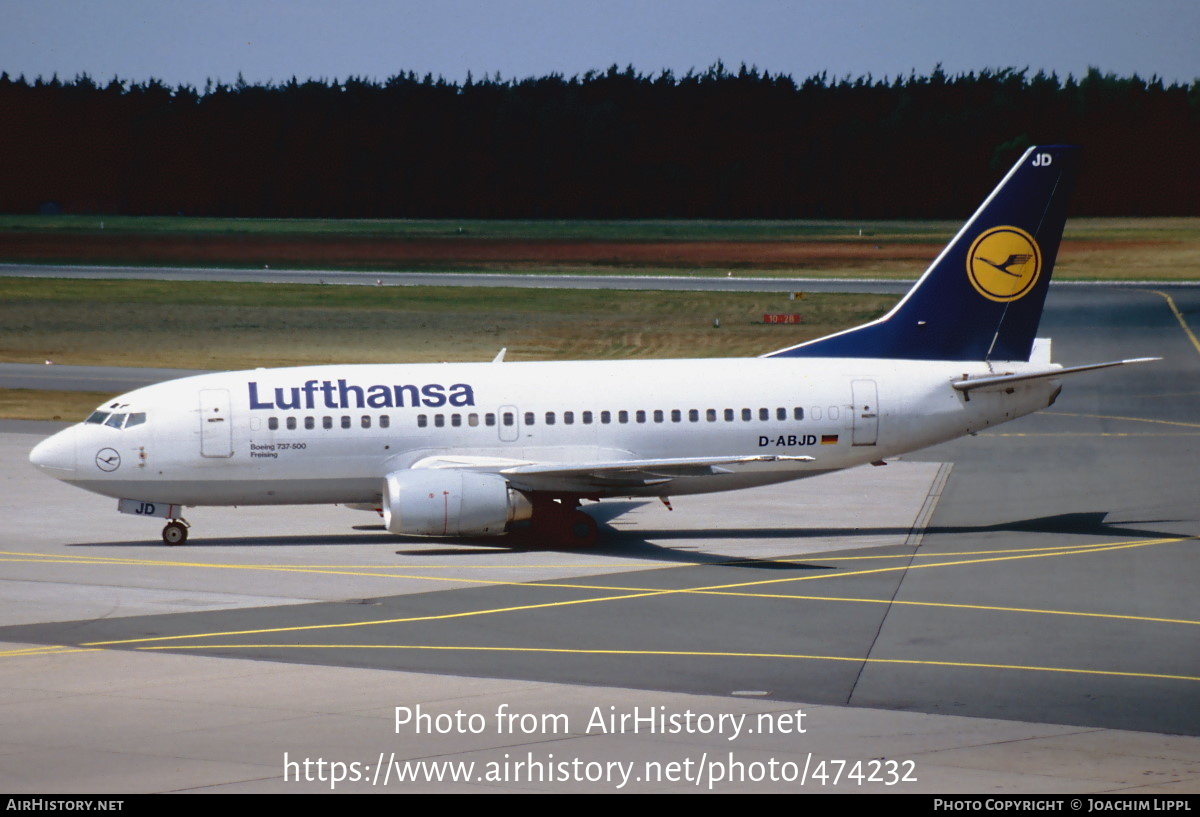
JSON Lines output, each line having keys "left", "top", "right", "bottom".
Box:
{"left": 759, "top": 408, "right": 769, "bottom": 421}
{"left": 706, "top": 409, "right": 716, "bottom": 422}
{"left": 502, "top": 412, "right": 514, "bottom": 426}
{"left": 434, "top": 414, "right": 445, "bottom": 428}
{"left": 268, "top": 417, "right": 279, "bottom": 430}
{"left": 451, "top": 414, "right": 462, "bottom": 427}
{"left": 323, "top": 416, "right": 333, "bottom": 429}
{"left": 618, "top": 410, "right": 629, "bottom": 424}
{"left": 485, "top": 413, "right": 496, "bottom": 426}
{"left": 305, "top": 416, "right": 315, "bottom": 430}
{"left": 582, "top": 411, "right": 593, "bottom": 424}
{"left": 468, "top": 413, "right": 479, "bottom": 427}
{"left": 793, "top": 407, "right": 804, "bottom": 420}
{"left": 635, "top": 410, "right": 646, "bottom": 423}
{"left": 688, "top": 409, "right": 699, "bottom": 422}
{"left": 723, "top": 409, "right": 734, "bottom": 422}
{"left": 287, "top": 416, "right": 297, "bottom": 430}
{"left": 828, "top": 406, "right": 839, "bottom": 420}
{"left": 742, "top": 408, "right": 752, "bottom": 421}
{"left": 380, "top": 415, "right": 390, "bottom": 429}
{"left": 653, "top": 410, "right": 664, "bottom": 423}
{"left": 545, "top": 412, "right": 556, "bottom": 425}
{"left": 417, "top": 414, "right": 428, "bottom": 428}
{"left": 361, "top": 415, "right": 371, "bottom": 429}
{"left": 811, "top": 406, "right": 822, "bottom": 420}
{"left": 777, "top": 407, "right": 787, "bottom": 421}
{"left": 125, "top": 413, "right": 146, "bottom": 428}
{"left": 601, "top": 411, "right": 611, "bottom": 424}
{"left": 671, "top": 409, "right": 681, "bottom": 422}
{"left": 564, "top": 411, "right": 574, "bottom": 425}
{"left": 525, "top": 412, "right": 535, "bottom": 426}
{"left": 341, "top": 416, "right": 351, "bottom": 429}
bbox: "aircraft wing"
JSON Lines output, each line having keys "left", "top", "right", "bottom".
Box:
{"left": 410, "top": 453, "right": 815, "bottom": 491}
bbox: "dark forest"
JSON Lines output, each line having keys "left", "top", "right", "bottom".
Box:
{"left": 2, "top": 65, "right": 1196, "bottom": 219}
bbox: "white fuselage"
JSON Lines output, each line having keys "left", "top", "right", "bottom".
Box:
{"left": 31, "top": 356, "right": 1058, "bottom": 508}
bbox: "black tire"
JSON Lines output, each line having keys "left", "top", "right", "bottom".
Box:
{"left": 565, "top": 510, "right": 598, "bottom": 548}
{"left": 162, "top": 521, "right": 188, "bottom": 546}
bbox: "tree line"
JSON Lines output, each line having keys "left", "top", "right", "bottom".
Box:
{"left": 2, "top": 64, "right": 1196, "bottom": 219}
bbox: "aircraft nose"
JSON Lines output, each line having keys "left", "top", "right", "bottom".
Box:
{"left": 30, "top": 427, "right": 77, "bottom": 475}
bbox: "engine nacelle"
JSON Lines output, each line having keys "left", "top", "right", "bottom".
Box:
{"left": 382, "top": 469, "right": 533, "bottom": 537}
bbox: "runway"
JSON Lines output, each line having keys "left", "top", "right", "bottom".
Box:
{"left": 0, "top": 281, "right": 1198, "bottom": 792}
{"left": 0, "top": 363, "right": 208, "bottom": 392}
{"left": 0, "top": 261, "right": 919, "bottom": 293}
{"left": 6, "top": 262, "right": 1196, "bottom": 293}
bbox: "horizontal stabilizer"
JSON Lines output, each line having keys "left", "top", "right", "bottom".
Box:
{"left": 952, "top": 357, "right": 1160, "bottom": 393}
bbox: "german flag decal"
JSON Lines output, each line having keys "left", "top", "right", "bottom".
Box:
{"left": 821, "top": 434, "right": 839, "bottom": 445}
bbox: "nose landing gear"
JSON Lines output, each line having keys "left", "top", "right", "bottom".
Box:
{"left": 162, "top": 518, "right": 190, "bottom": 546}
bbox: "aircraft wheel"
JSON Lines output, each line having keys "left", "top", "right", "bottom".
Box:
{"left": 529, "top": 504, "right": 598, "bottom": 549}
{"left": 565, "top": 510, "right": 598, "bottom": 548}
{"left": 162, "top": 521, "right": 188, "bottom": 546}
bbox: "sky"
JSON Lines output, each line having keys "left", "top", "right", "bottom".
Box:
{"left": 2, "top": 0, "right": 1197, "bottom": 89}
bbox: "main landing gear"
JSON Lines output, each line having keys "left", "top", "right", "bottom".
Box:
{"left": 162, "top": 518, "right": 190, "bottom": 546}
{"left": 528, "top": 497, "right": 599, "bottom": 548}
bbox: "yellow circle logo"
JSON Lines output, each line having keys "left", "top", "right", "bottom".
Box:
{"left": 966, "top": 226, "right": 1042, "bottom": 302}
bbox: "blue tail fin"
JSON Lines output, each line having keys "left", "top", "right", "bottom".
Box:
{"left": 766, "top": 145, "right": 1080, "bottom": 362}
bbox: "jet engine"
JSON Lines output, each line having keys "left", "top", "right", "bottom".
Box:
{"left": 382, "top": 469, "right": 533, "bottom": 536}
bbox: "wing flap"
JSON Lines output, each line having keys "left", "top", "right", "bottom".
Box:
{"left": 411, "top": 453, "right": 816, "bottom": 491}
{"left": 500, "top": 453, "right": 814, "bottom": 477}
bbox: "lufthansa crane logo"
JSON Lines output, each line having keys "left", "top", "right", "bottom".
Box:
{"left": 966, "top": 226, "right": 1042, "bottom": 302}
{"left": 95, "top": 448, "right": 121, "bottom": 472}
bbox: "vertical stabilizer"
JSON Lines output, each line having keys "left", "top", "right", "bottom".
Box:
{"left": 766, "top": 146, "right": 1079, "bottom": 362}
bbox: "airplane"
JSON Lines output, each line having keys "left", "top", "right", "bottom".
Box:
{"left": 29, "top": 145, "right": 1155, "bottom": 548}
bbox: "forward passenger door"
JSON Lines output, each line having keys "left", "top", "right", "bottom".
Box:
{"left": 199, "top": 389, "right": 234, "bottom": 457}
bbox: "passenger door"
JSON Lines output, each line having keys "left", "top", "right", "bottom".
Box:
{"left": 851, "top": 380, "right": 879, "bottom": 446}
{"left": 199, "top": 389, "right": 234, "bottom": 457}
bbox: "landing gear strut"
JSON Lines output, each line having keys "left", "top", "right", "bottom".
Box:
{"left": 162, "top": 518, "right": 189, "bottom": 546}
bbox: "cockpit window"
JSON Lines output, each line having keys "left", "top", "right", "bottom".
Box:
{"left": 86, "top": 410, "right": 147, "bottom": 429}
